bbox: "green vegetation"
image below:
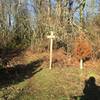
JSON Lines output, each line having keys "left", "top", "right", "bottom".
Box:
{"left": 0, "top": 64, "right": 100, "bottom": 100}
{"left": 0, "top": 0, "right": 100, "bottom": 100}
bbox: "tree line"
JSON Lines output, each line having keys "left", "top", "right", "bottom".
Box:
{"left": 0, "top": 0, "right": 100, "bottom": 63}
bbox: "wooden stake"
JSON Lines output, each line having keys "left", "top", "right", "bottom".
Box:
{"left": 80, "top": 59, "right": 83, "bottom": 69}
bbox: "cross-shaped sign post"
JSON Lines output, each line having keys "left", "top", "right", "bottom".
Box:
{"left": 47, "top": 31, "right": 55, "bottom": 69}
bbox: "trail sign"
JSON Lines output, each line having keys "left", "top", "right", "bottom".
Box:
{"left": 47, "top": 31, "right": 55, "bottom": 69}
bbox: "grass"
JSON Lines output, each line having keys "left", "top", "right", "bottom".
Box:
{"left": 0, "top": 65, "right": 100, "bottom": 100}
{"left": 0, "top": 50, "right": 100, "bottom": 100}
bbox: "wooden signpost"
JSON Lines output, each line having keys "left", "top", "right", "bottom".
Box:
{"left": 47, "top": 31, "right": 55, "bottom": 69}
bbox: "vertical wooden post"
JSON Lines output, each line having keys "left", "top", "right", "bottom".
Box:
{"left": 47, "top": 31, "right": 55, "bottom": 69}
{"left": 80, "top": 59, "right": 83, "bottom": 69}
{"left": 49, "top": 37, "right": 52, "bottom": 69}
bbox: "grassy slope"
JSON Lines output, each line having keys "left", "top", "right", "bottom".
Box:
{"left": 0, "top": 51, "right": 100, "bottom": 100}
{"left": 11, "top": 66, "right": 100, "bottom": 100}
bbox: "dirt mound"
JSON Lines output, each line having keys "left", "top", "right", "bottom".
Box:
{"left": 3, "top": 48, "right": 98, "bottom": 68}
{"left": 43, "top": 48, "right": 79, "bottom": 66}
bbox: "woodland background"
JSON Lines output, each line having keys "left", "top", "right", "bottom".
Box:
{"left": 0, "top": 0, "right": 100, "bottom": 100}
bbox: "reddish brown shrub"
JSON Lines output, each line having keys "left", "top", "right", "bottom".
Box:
{"left": 74, "top": 34, "right": 92, "bottom": 61}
